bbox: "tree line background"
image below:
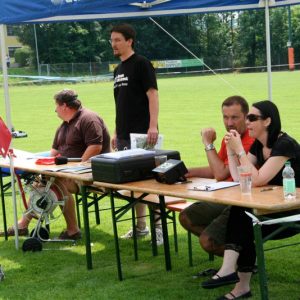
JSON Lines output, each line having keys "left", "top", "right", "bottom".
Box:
{"left": 13, "top": 6, "right": 300, "bottom": 71}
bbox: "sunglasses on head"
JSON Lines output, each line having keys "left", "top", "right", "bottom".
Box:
{"left": 246, "top": 114, "right": 264, "bottom": 122}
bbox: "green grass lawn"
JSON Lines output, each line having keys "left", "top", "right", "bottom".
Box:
{"left": 0, "top": 71, "right": 300, "bottom": 299}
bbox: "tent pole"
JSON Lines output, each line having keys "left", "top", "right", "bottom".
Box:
{"left": 265, "top": 1, "right": 273, "bottom": 101}
{"left": 8, "top": 153, "right": 19, "bottom": 250}
{"left": 33, "top": 24, "right": 41, "bottom": 76}
{"left": 0, "top": 25, "right": 13, "bottom": 130}
{"left": 0, "top": 25, "right": 19, "bottom": 250}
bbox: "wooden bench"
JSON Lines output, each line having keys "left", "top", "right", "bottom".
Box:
{"left": 117, "top": 190, "right": 186, "bottom": 204}
{"left": 166, "top": 201, "right": 214, "bottom": 266}
{"left": 166, "top": 202, "right": 194, "bottom": 265}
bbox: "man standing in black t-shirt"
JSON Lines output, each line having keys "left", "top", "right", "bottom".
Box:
{"left": 110, "top": 23, "right": 161, "bottom": 243}
{"left": 111, "top": 23, "right": 159, "bottom": 150}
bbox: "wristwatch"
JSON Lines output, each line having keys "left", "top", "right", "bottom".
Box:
{"left": 205, "top": 143, "right": 215, "bottom": 151}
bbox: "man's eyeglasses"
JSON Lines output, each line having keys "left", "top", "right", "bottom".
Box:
{"left": 246, "top": 114, "right": 264, "bottom": 122}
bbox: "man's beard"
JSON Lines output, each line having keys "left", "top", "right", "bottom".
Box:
{"left": 113, "top": 50, "right": 121, "bottom": 57}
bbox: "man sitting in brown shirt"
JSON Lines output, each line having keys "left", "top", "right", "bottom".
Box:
{"left": 1, "top": 89, "right": 110, "bottom": 239}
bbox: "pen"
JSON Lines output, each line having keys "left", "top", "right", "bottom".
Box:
{"left": 188, "top": 185, "right": 211, "bottom": 191}
{"left": 175, "top": 180, "right": 192, "bottom": 185}
{"left": 260, "top": 187, "right": 277, "bottom": 192}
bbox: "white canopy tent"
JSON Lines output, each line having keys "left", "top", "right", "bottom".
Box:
{"left": 1, "top": 0, "right": 300, "bottom": 249}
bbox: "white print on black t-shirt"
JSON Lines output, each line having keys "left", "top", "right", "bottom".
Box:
{"left": 114, "top": 74, "right": 128, "bottom": 88}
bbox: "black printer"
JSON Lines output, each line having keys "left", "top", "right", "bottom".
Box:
{"left": 91, "top": 149, "right": 180, "bottom": 183}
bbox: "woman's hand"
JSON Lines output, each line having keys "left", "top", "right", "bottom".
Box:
{"left": 224, "top": 130, "right": 244, "bottom": 154}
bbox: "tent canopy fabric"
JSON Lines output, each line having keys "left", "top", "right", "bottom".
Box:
{"left": 0, "top": 0, "right": 300, "bottom": 25}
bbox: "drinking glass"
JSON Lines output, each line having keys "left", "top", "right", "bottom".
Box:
{"left": 237, "top": 165, "right": 252, "bottom": 195}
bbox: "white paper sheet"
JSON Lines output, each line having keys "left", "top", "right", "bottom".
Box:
{"left": 130, "top": 133, "right": 164, "bottom": 150}
{"left": 191, "top": 181, "right": 240, "bottom": 191}
{"left": 99, "top": 148, "right": 155, "bottom": 160}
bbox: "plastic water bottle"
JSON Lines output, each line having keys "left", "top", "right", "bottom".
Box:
{"left": 282, "top": 161, "right": 296, "bottom": 201}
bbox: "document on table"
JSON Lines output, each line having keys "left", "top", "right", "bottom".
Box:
{"left": 190, "top": 181, "right": 239, "bottom": 192}
{"left": 59, "top": 166, "right": 92, "bottom": 174}
{"left": 42, "top": 165, "right": 92, "bottom": 174}
{"left": 99, "top": 148, "right": 155, "bottom": 160}
{"left": 0, "top": 149, "right": 49, "bottom": 164}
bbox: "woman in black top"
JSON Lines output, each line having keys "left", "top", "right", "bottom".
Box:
{"left": 202, "top": 101, "right": 300, "bottom": 299}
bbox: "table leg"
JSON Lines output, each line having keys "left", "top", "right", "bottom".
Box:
{"left": 110, "top": 190, "right": 123, "bottom": 281}
{"left": 131, "top": 191, "right": 138, "bottom": 261}
{"left": 149, "top": 207, "right": 158, "bottom": 256}
{"left": 188, "top": 231, "right": 193, "bottom": 266}
{"left": 81, "top": 185, "right": 92, "bottom": 270}
{"left": 172, "top": 211, "right": 178, "bottom": 253}
{"left": 94, "top": 194, "right": 100, "bottom": 225}
{"left": 0, "top": 169, "right": 8, "bottom": 240}
{"left": 253, "top": 223, "right": 269, "bottom": 300}
{"left": 159, "top": 195, "right": 171, "bottom": 271}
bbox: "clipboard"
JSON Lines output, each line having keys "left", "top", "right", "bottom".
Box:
{"left": 190, "top": 181, "right": 239, "bottom": 192}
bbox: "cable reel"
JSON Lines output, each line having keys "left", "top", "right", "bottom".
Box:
{"left": 22, "top": 175, "right": 67, "bottom": 252}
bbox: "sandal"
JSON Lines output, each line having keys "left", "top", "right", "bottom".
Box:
{"left": 216, "top": 290, "right": 252, "bottom": 299}
{"left": 0, "top": 226, "right": 29, "bottom": 237}
{"left": 58, "top": 230, "right": 82, "bottom": 240}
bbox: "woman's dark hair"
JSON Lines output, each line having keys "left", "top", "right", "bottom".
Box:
{"left": 54, "top": 89, "right": 81, "bottom": 109}
{"left": 252, "top": 100, "right": 281, "bottom": 148}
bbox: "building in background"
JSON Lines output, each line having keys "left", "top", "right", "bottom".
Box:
{"left": 0, "top": 25, "right": 23, "bottom": 66}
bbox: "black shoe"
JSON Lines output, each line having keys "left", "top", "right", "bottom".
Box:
{"left": 202, "top": 272, "right": 239, "bottom": 289}
{"left": 216, "top": 291, "right": 252, "bottom": 299}
{"left": 192, "top": 268, "right": 218, "bottom": 279}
